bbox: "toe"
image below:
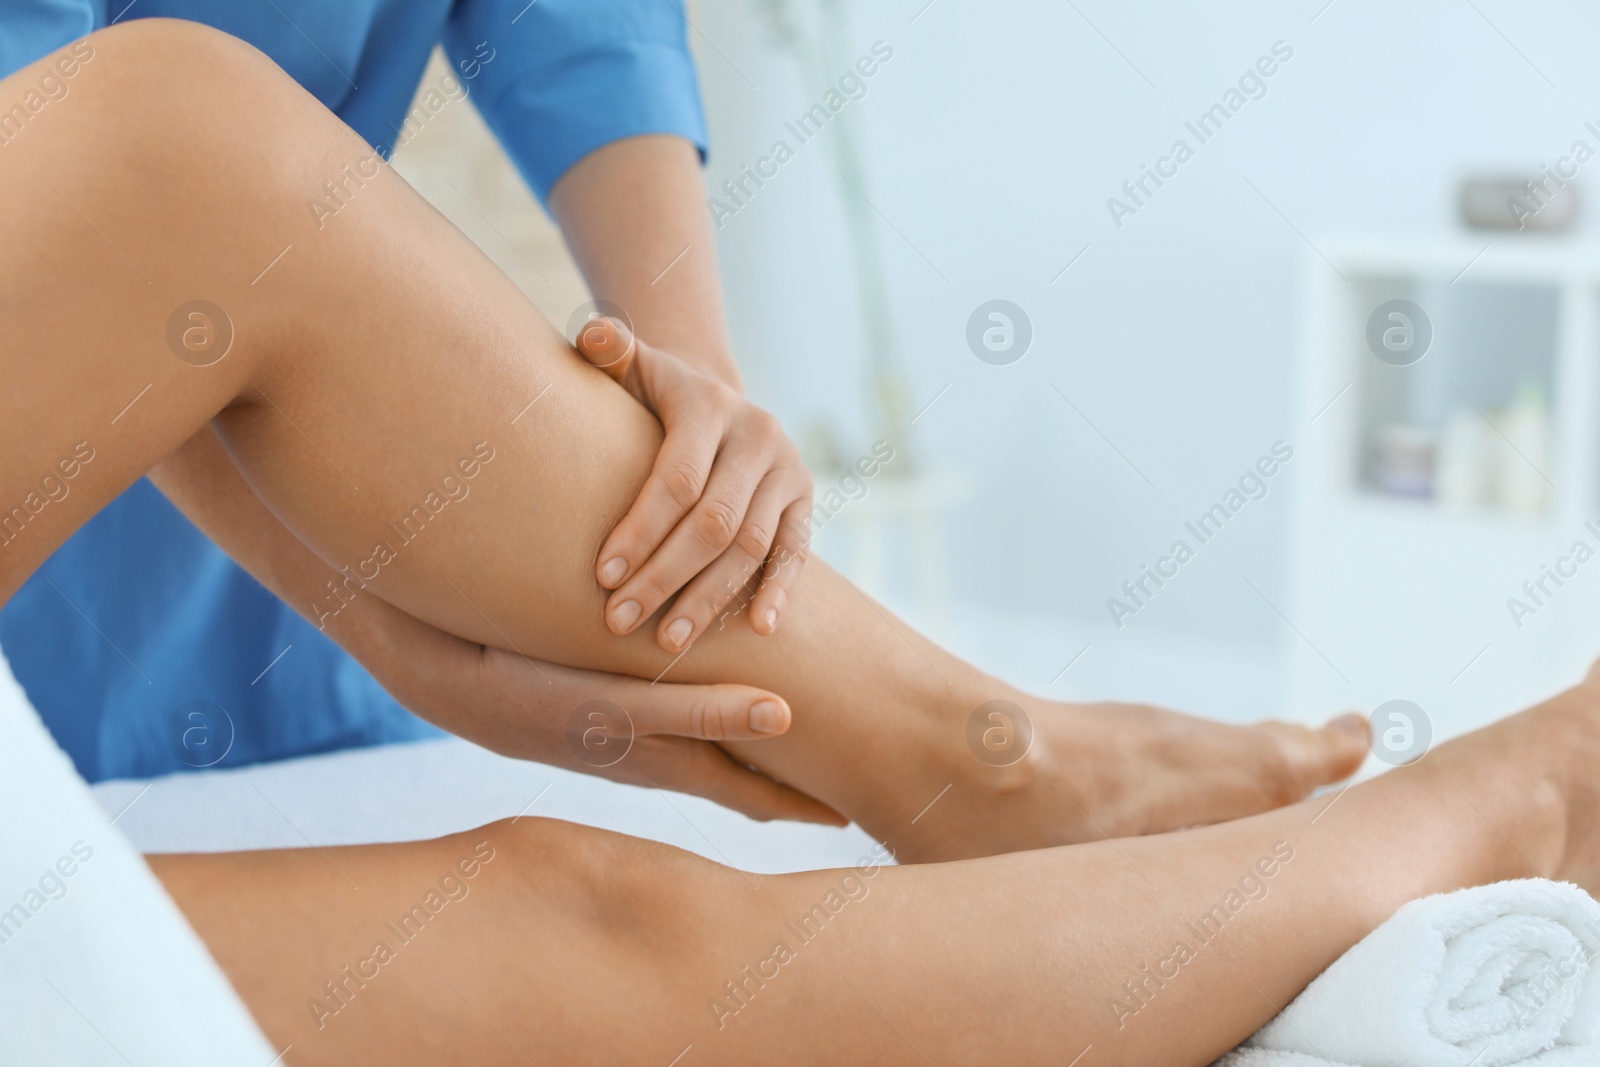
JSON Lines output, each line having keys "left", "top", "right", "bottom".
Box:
{"left": 1310, "top": 713, "right": 1370, "bottom": 785}
{"left": 1255, "top": 715, "right": 1368, "bottom": 803}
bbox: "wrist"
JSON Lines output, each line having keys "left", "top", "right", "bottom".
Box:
{"left": 641, "top": 329, "right": 741, "bottom": 391}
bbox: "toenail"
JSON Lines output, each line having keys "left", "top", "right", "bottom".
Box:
{"left": 1331, "top": 714, "right": 1367, "bottom": 737}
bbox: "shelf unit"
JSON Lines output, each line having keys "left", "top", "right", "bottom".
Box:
{"left": 1283, "top": 236, "right": 1600, "bottom": 733}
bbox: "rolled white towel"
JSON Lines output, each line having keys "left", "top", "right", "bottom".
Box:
{"left": 1216, "top": 879, "right": 1600, "bottom": 1067}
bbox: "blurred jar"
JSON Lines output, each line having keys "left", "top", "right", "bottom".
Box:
{"left": 1372, "top": 423, "right": 1435, "bottom": 499}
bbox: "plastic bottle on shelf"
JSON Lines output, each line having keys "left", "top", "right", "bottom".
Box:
{"left": 1435, "top": 408, "right": 1492, "bottom": 510}
{"left": 1498, "top": 382, "right": 1551, "bottom": 515}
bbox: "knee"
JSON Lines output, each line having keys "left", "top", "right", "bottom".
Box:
{"left": 0, "top": 17, "right": 380, "bottom": 342}
{"left": 471, "top": 816, "right": 756, "bottom": 963}
{"left": 73, "top": 18, "right": 284, "bottom": 103}
{"left": 1, "top": 19, "right": 344, "bottom": 198}
{"left": 88, "top": 17, "right": 265, "bottom": 71}
{"left": 3, "top": 19, "right": 282, "bottom": 144}
{"left": 483, "top": 815, "right": 739, "bottom": 909}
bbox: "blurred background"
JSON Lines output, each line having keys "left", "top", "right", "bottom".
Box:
{"left": 385, "top": 0, "right": 1600, "bottom": 742}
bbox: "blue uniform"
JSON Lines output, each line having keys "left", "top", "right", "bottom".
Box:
{"left": 0, "top": 0, "right": 708, "bottom": 781}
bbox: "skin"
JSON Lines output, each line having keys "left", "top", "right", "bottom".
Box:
{"left": 147, "top": 131, "right": 830, "bottom": 823}
{"left": 550, "top": 134, "right": 816, "bottom": 649}
{"left": 549, "top": 135, "right": 744, "bottom": 388}
{"left": 41, "top": 30, "right": 1374, "bottom": 853}
{"left": 150, "top": 427, "right": 843, "bottom": 825}
{"left": 150, "top": 687, "right": 1599, "bottom": 1066}
{"left": 5, "top": 21, "right": 1600, "bottom": 1064}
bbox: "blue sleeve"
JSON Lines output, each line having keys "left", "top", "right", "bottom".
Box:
{"left": 0, "top": 0, "right": 103, "bottom": 78}
{"left": 443, "top": 0, "right": 708, "bottom": 205}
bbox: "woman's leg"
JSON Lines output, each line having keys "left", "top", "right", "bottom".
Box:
{"left": 152, "top": 677, "right": 1595, "bottom": 1067}
{"left": 0, "top": 20, "right": 1362, "bottom": 863}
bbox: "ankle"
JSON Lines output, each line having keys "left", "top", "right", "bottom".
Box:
{"left": 1414, "top": 732, "right": 1568, "bottom": 888}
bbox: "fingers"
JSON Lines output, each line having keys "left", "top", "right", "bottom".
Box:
{"left": 624, "top": 679, "right": 793, "bottom": 741}
{"left": 649, "top": 472, "right": 803, "bottom": 651}
{"left": 596, "top": 397, "right": 724, "bottom": 597}
{"left": 749, "top": 496, "right": 812, "bottom": 636}
{"left": 654, "top": 740, "right": 849, "bottom": 825}
{"left": 591, "top": 338, "right": 743, "bottom": 602}
{"left": 604, "top": 453, "right": 766, "bottom": 647}
{"left": 509, "top": 653, "right": 845, "bottom": 822}
{"left": 572, "top": 314, "right": 637, "bottom": 384}
{"left": 581, "top": 318, "right": 811, "bottom": 647}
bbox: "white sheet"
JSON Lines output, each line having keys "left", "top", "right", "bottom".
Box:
{"left": 93, "top": 732, "right": 881, "bottom": 871}
{"left": 0, "top": 647, "right": 277, "bottom": 1066}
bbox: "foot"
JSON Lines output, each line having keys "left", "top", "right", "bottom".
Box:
{"left": 865, "top": 693, "right": 1371, "bottom": 863}
{"left": 1440, "top": 665, "right": 1600, "bottom": 894}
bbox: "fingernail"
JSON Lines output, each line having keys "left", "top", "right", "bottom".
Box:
{"left": 599, "top": 557, "right": 627, "bottom": 586}
{"left": 665, "top": 617, "right": 693, "bottom": 649}
{"left": 761, "top": 608, "right": 778, "bottom": 633}
{"left": 749, "top": 700, "right": 785, "bottom": 734}
{"left": 1331, "top": 713, "right": 1367, "bottom": 738}
{"left": 612, "top": 600, "right": 642, "bottom": 630}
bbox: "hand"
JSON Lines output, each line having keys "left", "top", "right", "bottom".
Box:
{"left": 382, "top": 613, "right": 844, "bottom": 826}
{"left": 146, "top": 425, "right": 835, "bottom": 822}
{"left": 574, "top": 317, "right": 812, "bottom": 654}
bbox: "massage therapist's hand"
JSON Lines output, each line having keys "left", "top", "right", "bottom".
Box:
{"left": 150, "top": 427, "right": 841, "bottom": 825}
{"left": 575, "top": 316, "right": 813, "bottom": 654}
{"left": 383, "top": 612, "right": 845, "bottom": 826}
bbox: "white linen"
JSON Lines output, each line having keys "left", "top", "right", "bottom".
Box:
{"left": 1219, "top": 879, "right": 1600, "bottom": 1067}
{"left": 0, "top": 646, "right": 277, "bottom": 1066}
{"left": 92, "top": 732, "right": 881, "bottom": 871}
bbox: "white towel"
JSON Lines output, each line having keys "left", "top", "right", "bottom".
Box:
{"left": 1217, "top": 879, "right": 1600, "bottom": 1067}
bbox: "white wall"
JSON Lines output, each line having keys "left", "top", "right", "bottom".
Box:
{"left": 693, "top": 0, "right": 1600, "bottom": 673}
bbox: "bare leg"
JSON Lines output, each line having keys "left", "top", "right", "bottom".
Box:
{"left": 152, "top": 676, "right": 1595, "bottom": 1067}
{"left": 0, "top": 21, "right": 1361, "bottom": 862}
{"left": 7, "top": 28, "right": 1595, "bottom": 1064}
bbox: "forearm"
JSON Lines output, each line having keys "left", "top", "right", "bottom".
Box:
{"left": 147, "top": 426, "right": 446, "bottom": 706}
{"left": 549, "top": 134, "right": 742, "bottom": 388}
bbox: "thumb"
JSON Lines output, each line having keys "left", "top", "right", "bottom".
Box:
{"left": 619, "top": 679, "right": 794, "bottom": 742}
{"left": 574, "top": 314, "right": 638, "bottom": 386}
